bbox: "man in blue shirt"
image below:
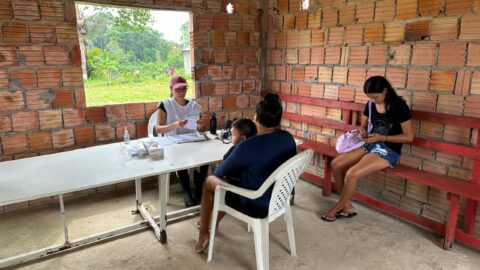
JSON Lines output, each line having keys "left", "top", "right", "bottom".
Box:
{"left": 194, "top": 93, "right": 296, "bottom": 253}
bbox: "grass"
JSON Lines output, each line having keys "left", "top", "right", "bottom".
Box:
{"left": 84, "top": 76, "right": 194, "bottom": 107}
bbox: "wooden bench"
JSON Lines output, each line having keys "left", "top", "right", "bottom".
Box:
{"left": 277, "top": 92, "right": 480, "bottom": 250}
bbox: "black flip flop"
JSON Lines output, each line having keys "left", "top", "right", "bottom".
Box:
{"left": 335, "top": 212, "right": 357, "bottom": 219}
{"left": 320, "top": 215, "right": 336, "bottom": 222}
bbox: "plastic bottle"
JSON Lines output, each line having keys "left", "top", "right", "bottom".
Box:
{"left": 124, "top": 126, "right": 130, "bottom": 143}
{"left": 210, "top": 112, "right": 217, "bottom": 135}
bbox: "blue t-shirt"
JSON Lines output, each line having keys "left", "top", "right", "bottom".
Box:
{"left": 214, "top": 129, "right": 297, "bottom": 208}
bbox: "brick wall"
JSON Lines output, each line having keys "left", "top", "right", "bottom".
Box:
{"left": 266, "top": 0, "right": 480, "bottom": 232}
{"left": 0, "top": 0, "right": 262, "bottom": 212}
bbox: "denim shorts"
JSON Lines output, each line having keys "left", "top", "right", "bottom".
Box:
{"left": 362, "top": 141, "right": 400, "bottom": 168}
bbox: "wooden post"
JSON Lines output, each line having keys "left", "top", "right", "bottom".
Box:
{"left": 443, "top": 193, "right": 460, "bottom": 250}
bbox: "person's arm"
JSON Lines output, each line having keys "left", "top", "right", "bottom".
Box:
{"left": 155, "top": 108, "right": 187, "bottom": 134}
{"left": 214, "top": 144, "right": 248, "bottom": 177}
{"left": 359, "top": 115, "right": 369, "bottom": 138}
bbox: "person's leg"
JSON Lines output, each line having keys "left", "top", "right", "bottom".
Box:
{"left": 178, "top": 169, "right": 196, "bottom": 207}
{"left": 322, "top": 153, "right": 389, "bottom": 220}
{"left": 330, "top": 149, "right": 366, "bottom": 213}
{"left": 194, "top": 165, "right": 209, "bottom": 201}
{"left": 195, "top": 175, "right": 222, "bottom": 250}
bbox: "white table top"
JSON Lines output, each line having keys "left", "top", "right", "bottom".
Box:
{"left": 0, "top": 139, "right": 231, "bottom": 206}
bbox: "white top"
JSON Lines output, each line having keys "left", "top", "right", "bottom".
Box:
{"left": 162, "top": 98, "right": 201, "bottom": 136}
{"left": 0, "top": 139, "right": 230, "bottom": 207}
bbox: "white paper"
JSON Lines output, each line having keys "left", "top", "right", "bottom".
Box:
{"left": 185, "top": 113, "right": 199, "bottom": 130}
{"left": 149, "top": 136, "right": 176, "bottom": 146}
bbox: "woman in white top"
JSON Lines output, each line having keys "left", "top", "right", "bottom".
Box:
{"left": 155, "top": 75, "right": 208, "bottom": 207}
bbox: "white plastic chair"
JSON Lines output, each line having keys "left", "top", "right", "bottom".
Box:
{"left": 147, "top": 111, "right": 195, "bottom": 204}
{"left": 207, "top": 149, "right": 314, "bottom": 270}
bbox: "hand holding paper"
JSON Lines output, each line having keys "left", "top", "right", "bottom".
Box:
{"left": 185, "top": 113, "right": 200, "bottom": 130}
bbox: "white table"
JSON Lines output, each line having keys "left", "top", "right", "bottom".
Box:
{"left": 0, "top": 138, "right": 230, "bottom": 267}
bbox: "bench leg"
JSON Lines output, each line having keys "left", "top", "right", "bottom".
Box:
{"left": 463, "top": 199, "right": 477, "bottom": 234}
{"left": 322, "top": 156, "right": 332, "bottom": 197}
{"left": 442, "top": 193, "right": 459, "bottom": 250}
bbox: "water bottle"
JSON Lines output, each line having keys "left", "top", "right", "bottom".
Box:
{"left": 210, "top": 112, "right": 217, "bottom": 135}
{"left": 124, "top": 126, "right": 130, "bottom": 144}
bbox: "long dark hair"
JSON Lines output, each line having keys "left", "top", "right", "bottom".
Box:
{"left": 256, "top": 93, "right": 282, "bottom": 128}
{"left": 363, "top": 76, "right": 401, "bottom": 112}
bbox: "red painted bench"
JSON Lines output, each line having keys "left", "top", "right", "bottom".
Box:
{"left": 277, "top": 92, "right": 480, "bottom": 250}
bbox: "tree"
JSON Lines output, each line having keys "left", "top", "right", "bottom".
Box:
{"left": 180, "top": 21, "right": 190, "bottom": 49}
{"left": 93, "top": 51, "right": 119, "bottom": 84}
{"left": 114, "top": 8, "right": 154, "bottom": 32}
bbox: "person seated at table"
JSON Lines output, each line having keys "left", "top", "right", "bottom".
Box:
{"left": 321, "top": 76, "right": 413, "bottom": 222}
{"left": 223, "top": 117, "right": 257, "bottom": 161}
{"left": 155, "top": 75, "right": 209, "bottom": 207}
{"left": 194, "top": 93, "right": 297, "bottom": 253}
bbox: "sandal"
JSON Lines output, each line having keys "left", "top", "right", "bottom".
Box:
{"left": 320, "top": 215, "right": 336, "bottom": 222}
{"left": 335, "top": 212, "right": 357, "bottom": 219}
{"left": 194, "top": 238, "right": 209, "bottom": 253}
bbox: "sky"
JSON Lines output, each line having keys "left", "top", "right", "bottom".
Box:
{"left": 78, "top": 4, "right": 190, "bottom": 43}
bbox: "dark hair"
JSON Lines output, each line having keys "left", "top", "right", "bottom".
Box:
{"left": 363, "top": 76, "right": 401, "bottom": 112}
{"left": 256, "top": 93, "right": 282, "bottom": 128}
{"left": 232, "top": 118, "right": 257, "bottom": 138}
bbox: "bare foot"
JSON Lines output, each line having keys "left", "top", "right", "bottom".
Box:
{"left": 194, "top": 232, "right": 210, "bottom": 253}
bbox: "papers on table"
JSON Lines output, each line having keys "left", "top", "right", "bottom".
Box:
{"left": 150, "top": 136, "right": 176, "bottom": 147}
{"left": 166, "top": 133, "right": 208, "bottom": 144}
{"left": 185, "top": 113, "right": 200, "bottom": 130}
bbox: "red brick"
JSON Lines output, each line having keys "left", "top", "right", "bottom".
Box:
{"left": 106, "top": 105, "right": 126, "bottom": 122}
{"left": 209, "top": 96, "right": 223, "bottom": 111}
{"left": 242, "top": 15, "right": 255, "bottom": 31}
{"left": 230, "top": 81, "right": 242, "bottom": 94}
{"left": 236, "top": 32, "right": 249, "bottom": 46}
{"left": 18, "top": 46, "right": 44, "bottom": 66}
{"left": 467, "top": 43, "right": 480, "bottom": 66}
{"left": 12, "top": 111, "right": 38, "bottom": 131}
{"left": 136, "top": 121, "right": 148, "bottom": 138}
{"left": 386, "top": 68, "right": 407, "bottom": 89}
{"left": 375, "top": 0, "right": 395, "bottom": 22}
{"left": 26, "top": 89, "right": 50, "bottom": 109}
{"left": 308, "top": 10, "right": 321, "bottom": 29}
{"left": 328, "top": 27, "right": 344, "bottom": 46}
{"left": 39, "top": 0, "right": 63, "bottom": 21}
{"left": 437, "top": 95, "right": 463, "bottom": 115}
{"left": 412, "top": 92, "right": 437, "bottom": 112}
{"left": 86, "top": 108, "right": 109, "bottom": 126}
{"left": 349, "top": 46, "right": 367, "bottom": 65}
{"left": 444, "top": 125, "right": 471, "bottom": 145}
{"left": 192, "top": 32, "right": 209, "bottom": 47}
{"left": 229, "top": 48, "right": 243, "bottom": 64}
{"left": 116, "top": 123, "right": 136, "bottom": 140}
{"left": 368, "top": 45, "right": 387, "bottom": 65}
{"left": 419, "top": 0, "right": 443, "bottom": 16}
{"left": 95, "top": 124, "right": 115, "bottom": 141}
{"left": 212, "top": 32, "right": 224, "bottom": 47}
{"left": 51, "top": 129, "right": 74, "bottom": 148}
{"left": 228, "top": 15, "right": 241, "bottom": 31}
{"left": 407, "top": 70, "right": 430, "bottom": 90}
{"left": 0, "top": 70, "right": 8, "bottom": 88}
{"left": 0, "top": 46, "right": 19, "bottom": 67}
{"left": 322, "top": 8, "right": 338, "bottom": 26}
{"left": 406, "top": 20, "right": 430, "bottom": 42}
{"left": 291, "top": 67, "right": 304, "bottom": 81}
{"left": 38, "top": 68, "right": 61, "bottom": 88}
{"left": 475, "top": 0, "right": 480, "bottom": 13}
{"left": 311, "top": 29, "right": 324, "bottom": 47}
{"left": 74, "top": 126, "right": 95, "bottom": 145}
{"left": 384, "top": 22, "right": 404, "bottom": 42}
{"left": 286, "top": 49, "right": 298, "bottom": 64}
{"left": 236, "top": 95, "right": 249, "bottom": 109}
{"left": 339, "top": 5, "right": 355, "bottom": 25}
{"left": 208, "top": 65, "right": 222, "bottom": 80}
{"left": 71, "top": 45, "right": 82, "bottom": 66}
{"left": 396, "top": 0, "right": 417, "bottom": 20}
{"left": 431, "top": 17, "right": 458, "bottom": 41}
{"left": 12, "top": 0, "right": 40, "bottom": 21}
{"left": 62, "top": 67, "right": 83, "bottom": 86}
{"left": 310, "top": 47, "right": 324, "bottom": 64}
{"left": 39, "top": 110, "right": 62, "bottom": 129}
{"left": 1, "top": 133, "right": 28, "bottom": 154}
{"left": 465, "top": 96, "right": 480, "bottom": 117}
{"left": 286, "top": 31, "right": 299, "bottom": 48}
{"left": 345, "top": 25, "right": 363, "bottom": 44}
{"left": 28, "top": 131, "right": 52, "bottom": 150}
{"left": 348, "top": 68, "right": 366, "bottom": 86}
{"left": 324, "top": 85, "right": 339, "bottom": 100}
{"left": 296, "top": 11, "right": 308, "bottom": 30}
{"left": 299, "top": 48, "right": 310, "bottom": 64}
{"left": 74, "top": 88, "right": 86, "bottom": 108}
{"left": 311, "top": 84, "right": 324, "bottom": 98}
{"left": 243, "top": 80, "right": 255, "bottom": 93}
{"left": 0, "top": 91, "right": 24, "bottom": 111}
{"left": 472, "top": 72, "right": 480, "bottom": 95}
{"left": 0, "top": 1, "right": 12, "bottom": 19}
{"left": 213, "top": 14, "right": 228, "bottom": 30}
{"left": 304, "top": 66, "right": 317, "bottom": 82}
{"left": 411, "top": 44, "right": 436, "bottom": 66}
{"left": 223, "top": 96, "right": 236, "bottom": 110}
{"left": 460, "top": 15, "right": 480, "bottom": 40}
{"left": 389, "top": 45, "right": 410, "bottom": 65}
{"left": 318, "top": 67, "right": 332, "bottom": 83}
{"left": 29, "top": 24, "right": 55, "bottom": 43}
{"left": 197, "top": 14, "right": 213, "bottom": 31}
{"left": 11, "top": 69, "right": 37, "bottom": 89}
{"left": 63, "top": 108, "right": 84, "bottom": 127}
{"left": 222, "top": 66, "right": 235, "bottom": 80}
{"left": 325, "top": 47, "right": 340, "bottom": 65}
{"left": 446, "top": 0, "right": 472, "bottom": 15}
{"left": 281, "top": 82, "right": 292, "bottom": 94}
{"left": 2, "top": 22, "right": 28, "bottom": 42}
{"left": 429, "top": 70, "right": 456, "bottom": 92}
{"left": 56, "top": 25, "right": 78, "bottom": 44}
{"left": 454, "top": 71, "right": 472, "bottom": 96}
{"left": 43, "top": 46, "right": 69, "bottom": 66}
{"left": 364, "top": 23, "right": 384, "bottom": 43}
{"left": 438, "top": 43, "right": 466, "bottom": 67}
{"left": 356, "top": 2, "right": 374, "bottom": 23}
{"left": 249, "top": 68, "right": 259, "bottom": 79}
{"left": 225, "top": 32, "right": 236, "bottom": 46}
{"left": 367, "top": 67, "right": 386, "bottom": 78}
{"left": 332, "top": 67, "right": 348, "bottom": 84}
{"left": 0, "top": 113, "right": 11, "bottom": 132}
{"left": 338, "top": 86, "right": 355, "bottom": 102}
{"left": 236, "top": 65, "right": 248, "bottom": 79}
{"left": 296, "top": 83, "right": 311, "bottom": 97}
{"left": 243, "top": 48, "right": 256, "bottom": 64}
{"left": 126, "top": 103, "right": 145, "bottom": 120}
{"left": 298, "top": 31, "right": 311, "bottom": 48}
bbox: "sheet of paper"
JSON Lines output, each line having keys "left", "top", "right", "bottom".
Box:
{"left": 185, "top": 113, "right": 199, "bottom": 130}
{"left": 180, "top": 133, "right": 208, "bottom": 142}
{"left": 149, "top": 136, "right": 176, "bottom": 146}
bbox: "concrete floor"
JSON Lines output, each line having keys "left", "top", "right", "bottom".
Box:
{"left": 2, "top": 180, "right": 480, "bottom": 270}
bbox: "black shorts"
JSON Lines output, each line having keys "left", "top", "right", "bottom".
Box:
{"left": 225, "top": 192, "right": 269, "bottom": 219}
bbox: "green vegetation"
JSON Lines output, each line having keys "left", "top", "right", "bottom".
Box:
{"left": 78, "top": 4, "right": 191, "bottom": 106}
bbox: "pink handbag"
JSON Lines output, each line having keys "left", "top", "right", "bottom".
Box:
{"left": 335, "top": 101, "right": 373, "bottom": 154}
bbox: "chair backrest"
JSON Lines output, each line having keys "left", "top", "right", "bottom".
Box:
{"left": 147, "top": 111, "right": 158, "bottom": 138}
{"left": 267, "top": 149, "right": 313, "bottom": 216}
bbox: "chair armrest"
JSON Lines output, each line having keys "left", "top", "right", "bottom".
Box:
{"left": 216, "top": 181, "right": 264, "bottom": 200}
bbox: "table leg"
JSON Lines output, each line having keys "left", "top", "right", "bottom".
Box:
{"left": 133, "top": 178, "right": 142, "bottom": 214}
{"left": 159, "top": 174, "right": 168, "bottom": 244}
{"left": 59, "top": 194, "right": 70, "bottom": 245}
